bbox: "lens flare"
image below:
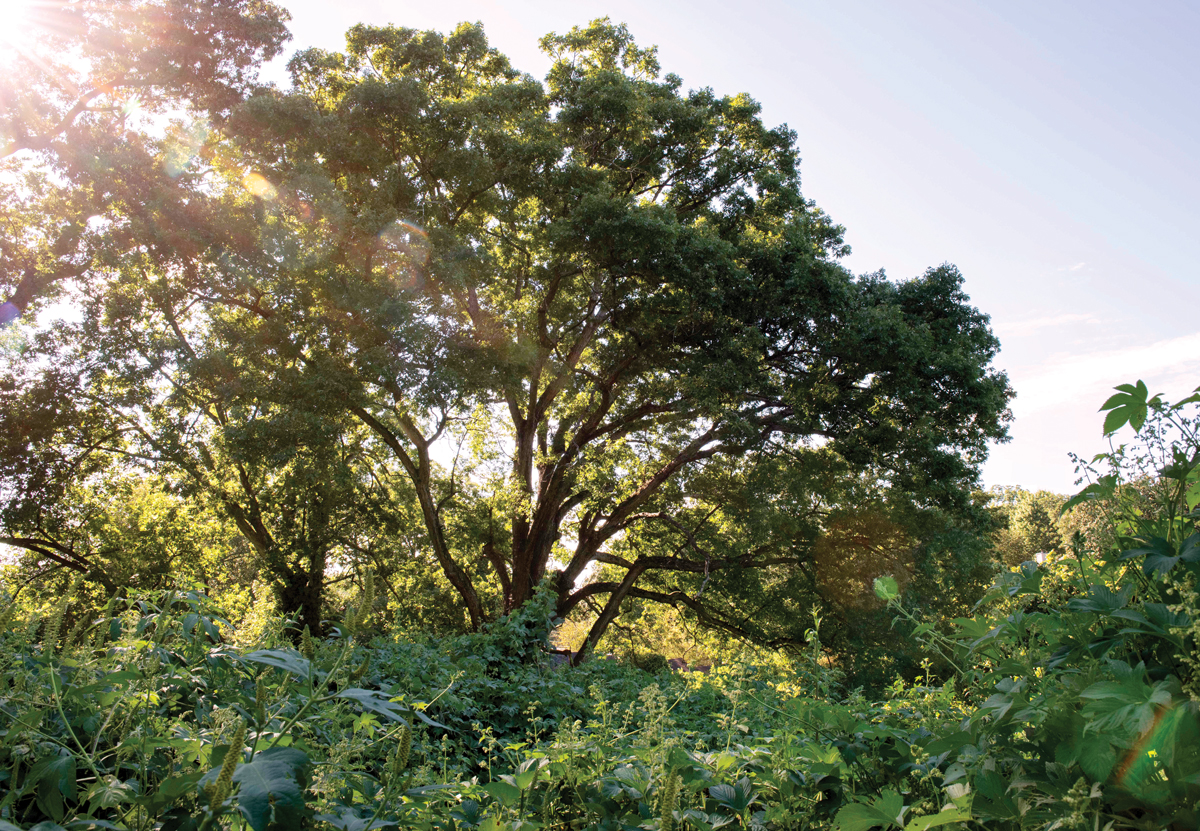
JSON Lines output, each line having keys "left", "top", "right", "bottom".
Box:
{"left": 242, "top": 171, "right": 278, "bottom": 201}
{"left": 163, "top": 120, "right": 209, "bottom": 177}
{"left": 375, "top": 219, "right": 429, "bottom": 287}
{"left": 1116, "top": 702, "right": 1185, "bottom": 795}
{"left": 0, "top": 301, "right": 20, "bottom": 327}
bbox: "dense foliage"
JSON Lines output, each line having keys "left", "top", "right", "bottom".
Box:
{"left": 0, "top": 380, "right": 1197, "bottom": 830}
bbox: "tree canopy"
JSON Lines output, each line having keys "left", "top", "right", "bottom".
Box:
{"left": 0, "top": 12, "right": 1012, "bottom": 651}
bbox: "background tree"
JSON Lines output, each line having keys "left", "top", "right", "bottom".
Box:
{"left": 989, "top": 486, "right": 1068, "bottom": 567}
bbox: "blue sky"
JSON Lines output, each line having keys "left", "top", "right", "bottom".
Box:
{"left": 275, "top": 0, "right": 1200, "bottom": 495}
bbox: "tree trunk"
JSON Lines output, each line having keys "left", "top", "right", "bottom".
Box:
{"left": 273, "top": 556, "right": 325, "bottom": 637}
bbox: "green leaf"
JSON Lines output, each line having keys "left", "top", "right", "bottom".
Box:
{"left": 313, "top": 809, "right": 397, "bottom": 831}
{"left": 242, "top": 649, "right": 311, "bottom": 678}
{"left": 336, "top": 688, "right": 443, "bottom": 726}
{"left": 231, "top": 747, "right": 311, "bottom": 831}
{"left": 511, "top": 757, "right": 547, "bottom": 790}
{"left": 1067, "top": 583, "right": 1133, "bottom": 614}
{"left": 1081, "top": 671, "right": 1173, "bottom": 738}
{"left": 1120, "top": 534, "right": 1200, "bottom": 577}
{"left": 709, "top": 779, "right": 758, "bottom": 813}
{"left": 709, "top": 783, "right": 737, "bottom": 805}
{"left": 31, "top": 755, "right": 76, "bottom": 822}
{"left": 835, "top": 790, "right": 905, "bottom": 831}
{"left": 923, "top": 731, "right": 973, "bottom": 757}
{"left": 451, "top": 799, "right": 485, "bottom": 826}
{"left": 903, "top": 805, "right": 971, "bottom": 831}
{"left": 1100, "top": 380, "right": 1153, "bottom": 434}
{"left": 480, "top": 781, "right": 521, "bottom": 807}
{"left": 1057, "top": 732, "right": 1118, "bottom": 781}
{"left": 84, "top": 776, "right": 137, "bottom": 809}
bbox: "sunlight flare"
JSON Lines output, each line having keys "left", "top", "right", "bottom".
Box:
{"left": 0, "top": 0, "right": 40, "bottom": 48}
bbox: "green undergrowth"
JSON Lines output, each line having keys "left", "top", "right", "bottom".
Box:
{"left": 3, "top": 380, "right": 1200, "bottom": 830}
{"left": 0, "top": 577, "right": 972, "bottom": 831}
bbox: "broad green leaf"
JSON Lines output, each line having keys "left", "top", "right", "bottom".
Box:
{"left": 242, "top": 648, "right": 311, "bottom": 678}
{"left": 941, "top": 762, "right": 968, "bottom": 785}
{"left": 1077, "top": 738, "right": 1118, "bottom": 782}
{"left": 1121, "top": 533, "right": 1200, "bottom": 577}
{"left": 231, "top": 747, "right": 311, "bottom": 831}
{"left": 923, "top": 731, "right": 973, "bottom": 757}
{"left": 511, "top": 756, "right": 547, "bottom": 790}
{"left": 411, "top": 707, "right": 450, "bottom": 730}
{"left": 708, "top": 778, "right": 757, "bottom": 813}
{"left": 1100, "top": 380, "right": 1154, "bottom": 434}
{"left": 451, "top": 799, "right": 485, "bottom": 825}
{"left": 336, "top": 688, "right": 436, "bottom": 726}
{"left": 709, "top": 783, "right": 737, "bottom": 805}
{"left": 1067, "top": 583, "right": 1133, "bottom": 614}
{"left": 480, "top": 781, "right": 521, "bottom": 806}
{"left": 904, "top": 805, "right": 971, "bottom": 831}
{"left": 84, "top": 776, "right": 137, "bottom": 809}
{"left": 1081, "top": 674, "right": 1173, "bottom": 737}
{"left": 31, "top": 755, "right": 76, "bottom": 822}
{"left": 714, "top": 752, "right": 738, "bottom": 772}
{"left": 834, "top": 790, "right": 905, "bottom": 831}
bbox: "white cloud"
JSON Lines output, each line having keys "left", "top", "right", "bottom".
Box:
{"left": 994, "top": 312, "right": 1099, "bottom": 338}
{"left": 1010, "top": 331, "right": 1200, "bottom": 418}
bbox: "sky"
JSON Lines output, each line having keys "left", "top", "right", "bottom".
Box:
{"left": 270, "top": 0, "right": 1200, "bottom": 495}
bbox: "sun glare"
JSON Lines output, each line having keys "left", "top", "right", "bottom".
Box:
{"left": 0, "top": 0, "right": 34, "bottom": 32}
{"left": 0, "top": 0, "right": 44, "bottom": 52}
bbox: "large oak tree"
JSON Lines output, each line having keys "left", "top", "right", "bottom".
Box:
{"left": 1, "top": 14, "right": 1012, "bottom": 648}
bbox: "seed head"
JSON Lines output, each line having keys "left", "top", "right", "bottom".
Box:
{"left": 659, "top": 771, "right": 680, "bottom": 831}
{"left": 390, "top": 723, "right": 412, "bottom": 779}
{"left": 358, "top": 571, "right": 376, "bottom": 629}
{"left": 300, "top": 625, "right": 316, "bottom": 661}
{"left": 42, "top": 600, "right": 67, "bottom": 658}
{"left": 207, "top": 718, "right": 245, "bottom": 809}
{"left": 254, "top": 678, "right": 267, "bottom": 725}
